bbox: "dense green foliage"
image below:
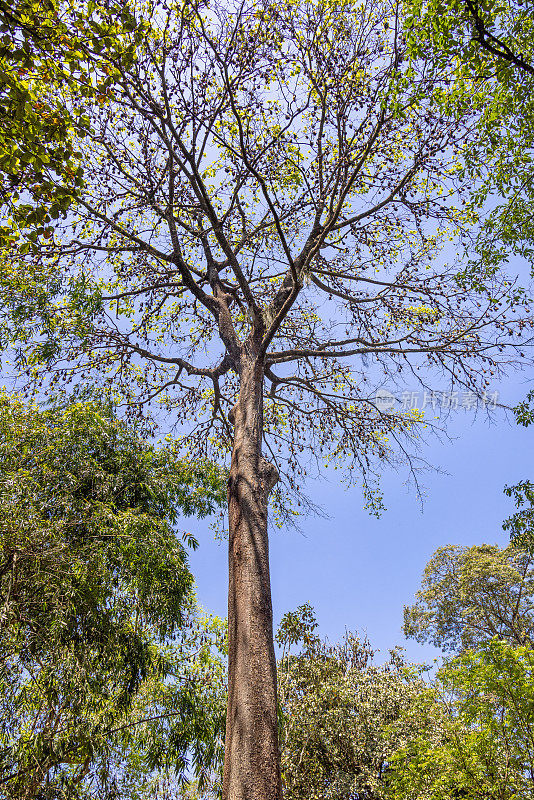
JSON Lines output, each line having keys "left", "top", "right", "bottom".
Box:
{"left": 275, "top": 543, "right": 534, "bottom": 799}
{"left": 276, "top": 605, "right": 429, "bottom": 800}
{"left": 0, "top": 0, "right": 144, "bottom": 248}
{"left": 404, "top": 0, "right": 534, "bottom": 274}
{"left": 399, "top": 537, "right": 534, "bottom": 795}
{"left": 275, "top": 599, "right": 534, "bottom": 800}
{"left": 398, "top": 3, "right": 534, "bottom": 496}
{"left": 0, "top": 394, "right": 226, "bottom": 799}
{"left": 389, "top": 640, "right": 534, "bottom": 799}
{"left": 403, "top": 543, "right": 534, "bottom": 652}
{"left": 0, "top": 0, "right": 79, "bottom": 243}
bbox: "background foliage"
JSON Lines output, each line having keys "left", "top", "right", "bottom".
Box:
{"left": 0, "top": 393, "right": 226, "bottom": 799}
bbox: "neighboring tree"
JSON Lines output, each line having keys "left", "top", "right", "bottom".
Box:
{"left": 276, "top": 603, "right": 534, "bottom": 800}
{"left": 404, "top": 0, "right": 534, "bottom": 75}
{"left": 504, "top": 479, "right": 534, "bottom": 551}
{"left": 76, "top": 609, "right": 228, "bottom": 800}
{"left": 404, "top": 0, "right": 534, "bottom": 275}
{"left": 403, "top": 544, "right": 534, "bottom": 652}
{"left": 461, "top": 0, "right": 534, "bottom": 75}
{"left": 388, "top": 640, "right": 534, "bottom": 799}
{"left": 1, "top": 609, "right": 228, "bottom": 800}
{"left": 0, "top": 0, "right": 143, "bottom": 249}
{"left": 0, "top": 393, "right": 226, "bottom": 799}
{"left": 501, "top": 391, "right": 534, "bottom": 551}
{"left": 0, "top": 0, "right": 77, "bottom": 244}
{"left": 277, "top": 604, "right": 430, "bottom": 800}
{"left": 2, "top": 0, "right": 532, "bottom": 796}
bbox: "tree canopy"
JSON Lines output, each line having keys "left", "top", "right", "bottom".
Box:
{"left": 403, "top": 543, "right": 534, "bottom": 652}
{"left": 3, "top": 0, "right": 530, "bottom": 503}
{"left": 0, "top": 393, "right": 226, "bottom": 799}
{"left": 404, "top": 0, "right": 534, "bottom": 275}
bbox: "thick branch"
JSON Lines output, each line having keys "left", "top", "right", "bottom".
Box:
{"left": 465, "top": 0, "right": 534, "bottom": 76}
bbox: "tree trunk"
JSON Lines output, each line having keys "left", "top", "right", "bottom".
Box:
{"left": 223, "top": 354, "right": 282, "bottom": 800}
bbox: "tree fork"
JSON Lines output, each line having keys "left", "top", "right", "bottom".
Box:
{"left": 224, "top": 356, "right": 282, "bottom": 800}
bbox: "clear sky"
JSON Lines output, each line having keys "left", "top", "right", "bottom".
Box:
{"left": 185, "top": 367, "right": 534, "bottom": 666}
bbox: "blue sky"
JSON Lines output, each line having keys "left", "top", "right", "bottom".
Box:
{"left": 186, "top": 369, "right": 534, "bottom": 666}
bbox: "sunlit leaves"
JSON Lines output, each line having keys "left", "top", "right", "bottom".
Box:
{"left": 0, "top": 0, "right": 146, "bottom": 247}
{"left": 389, "top": 641, "right": 534, "bottom": 799}
{"left": 403, "top": 543, "right": 534, "bottom": 651}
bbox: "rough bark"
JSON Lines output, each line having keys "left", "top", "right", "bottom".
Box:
{"left": 223, "top": 352, "right": 282, "bottom": 800}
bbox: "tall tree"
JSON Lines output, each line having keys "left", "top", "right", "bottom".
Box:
{"left": 2, "top": 0, "right": 532, "bottom": 796}
{"left": 0, "top": 393, "right": 226, "bottom": 798}
{"left": 403, "top": 543, "right": 534, "bottom": 652}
